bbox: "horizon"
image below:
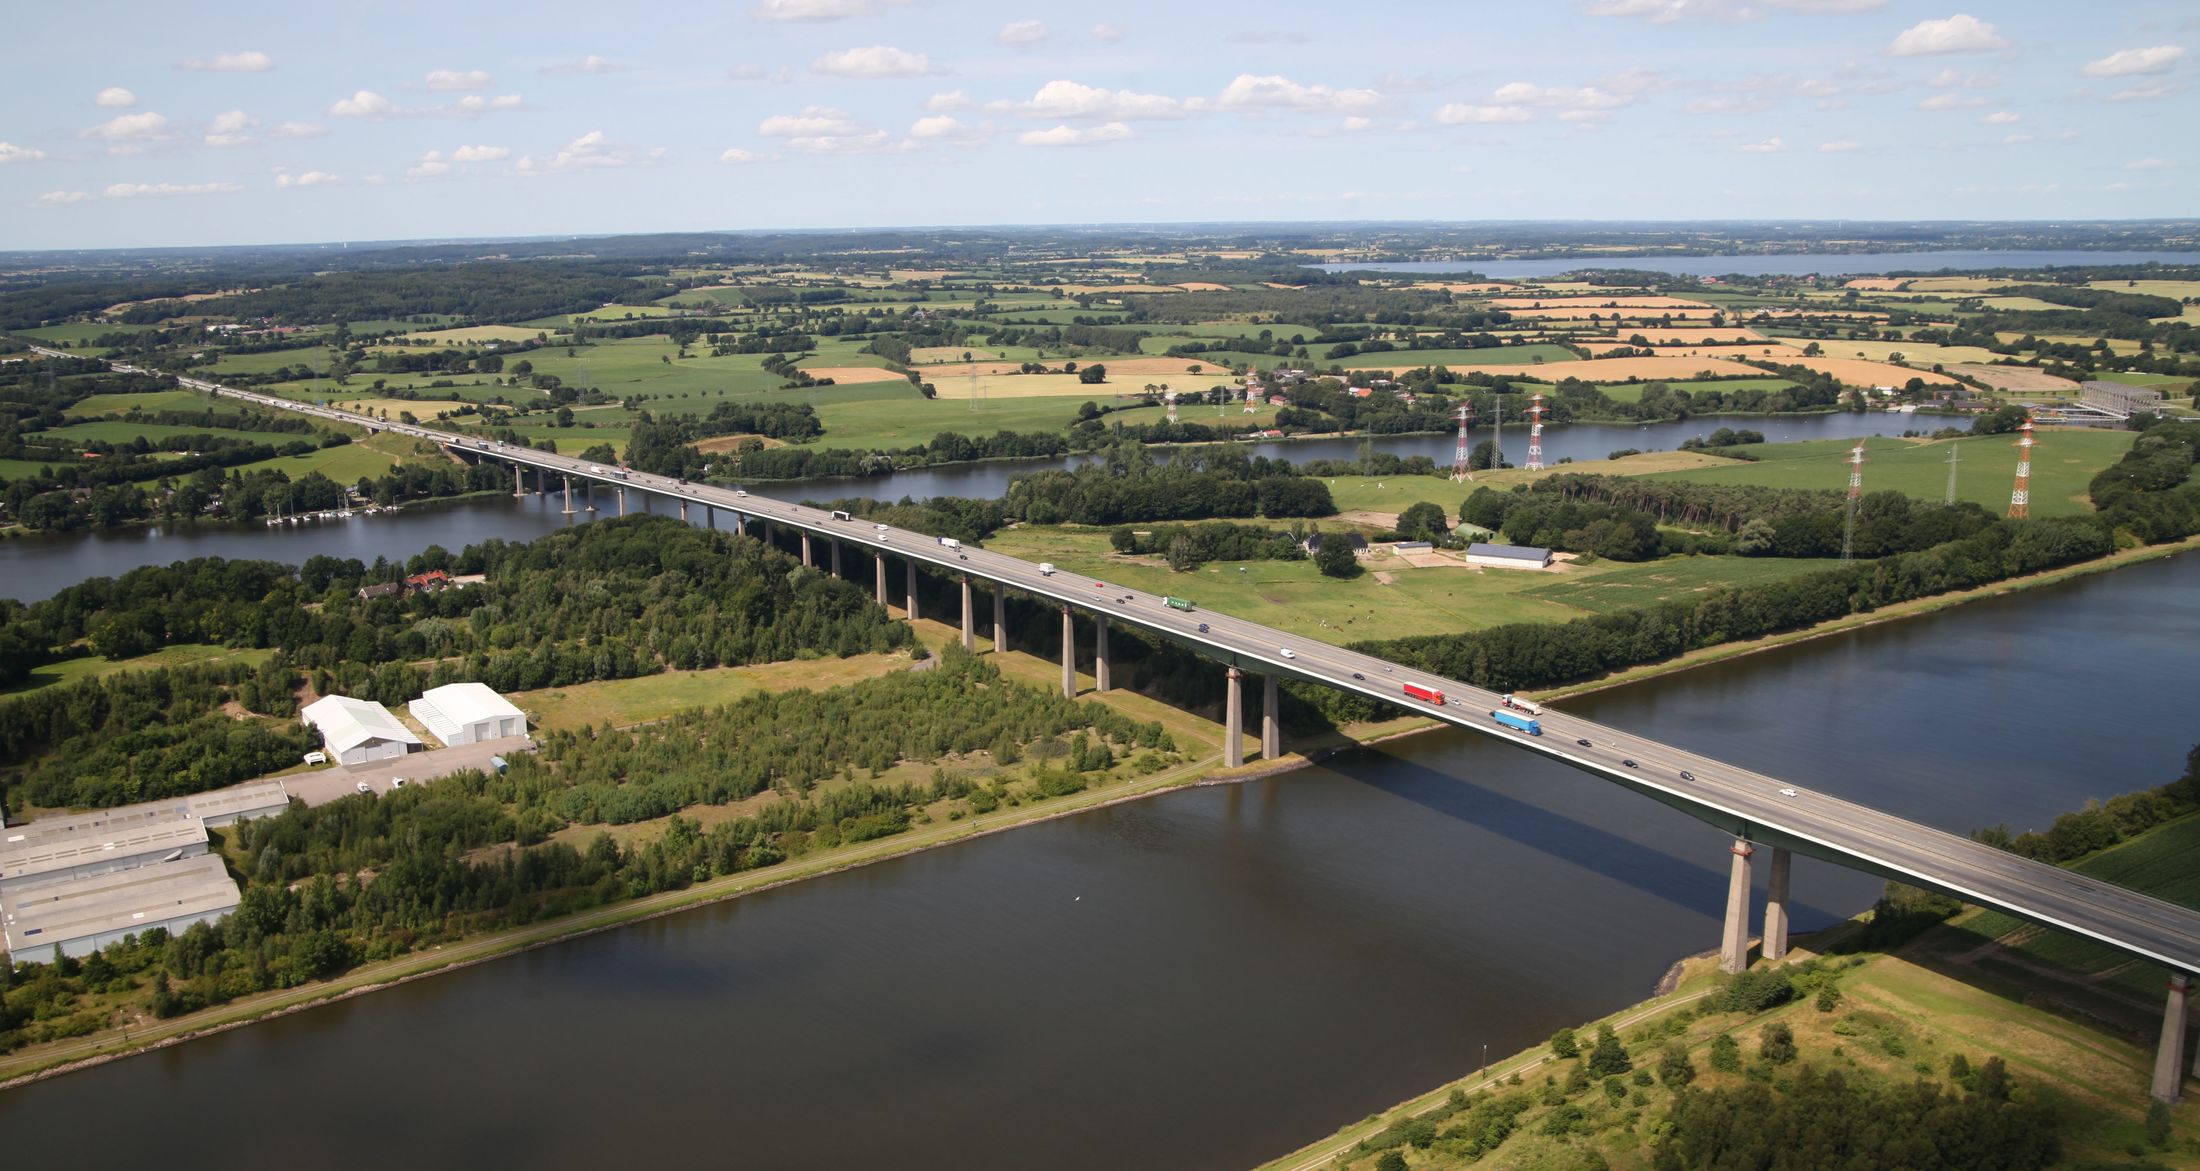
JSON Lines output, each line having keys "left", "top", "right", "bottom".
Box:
{"left": 3, "top": 1, "right": 2195, "bottom": 251}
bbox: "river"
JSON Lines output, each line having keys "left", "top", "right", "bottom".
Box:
{"left": 1313, "top": 249, "right": 2200, "bottom": 280}
{"left": 0, "top": 529, "right": 2192, "bottom": 1166}
{"left": 0, "top": 412, "right": 1925, "bottom": 602}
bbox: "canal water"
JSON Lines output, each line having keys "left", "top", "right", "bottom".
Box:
{"left": 0, "top": 529, "right": 2192, "bottom": 1166}
{"left": 0, "top": 411, "right": 1923, "bottom": 602}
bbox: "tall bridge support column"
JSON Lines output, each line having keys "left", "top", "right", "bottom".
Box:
{"left": 706, "top": 507, "right": 715, "bottom": 531}
{"left": 960, "top": 577, "right": 975, "bottom": 652}
{"left": 1763, "top": 848, "right": 1792, "bottom": 963}
{"left": 831, "top": 538, "right": 843, "bottom": 578}
{"left": 1720, "top": 839, "right": 1756, "bottom": 974}
{"left": 1060, "top": 606, "right": 1076, "bottom": 698}
{"left": 875, "top": 553, "right": 888, "bottom": 606}
{"left": 513, "top": 465, "right": 526, "bottom": 497}
{"left": 679, "top": 500, "right": 689, "bottom": 523}
{"left": 906, "top": 560, "right": 920, "bottom": 622}
{"left": 561, "top": 476, "right": 576, "bottom": 515}
{"left": 2155, "top": 974, "right": 2191, "bottom": 1102}
{"left": 1094, "top": 616, "right": 1112, "bottom": 692}
{"left": 733, "top": 512, "right": 745, "bottom": 537}
{"left": 801, "top": 533, "right": 813, "bottom": 567}
{"left": 617, "top": 487, "right": 627, "bottom": 516}
{"left": 993, "top": 583, "right": 1007, "bottom": 652}
{"left": 586, "top": 482, "right": 597, "bottom": 513}
{"left": 758, "top": 518, "right": 769, "bottom": 544}
{"left": 1262, "top": 673, "right": 1280, "bottom": 761}
{"left": 1224, "top": 668, "right": 1245, "bottom": 768}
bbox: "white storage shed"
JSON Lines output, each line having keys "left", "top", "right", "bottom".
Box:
{"left": 301, "top": 695, "right": 422, "bottom": 766}
{"left": 410, "top": 683, "right": 528, "bottom": 747}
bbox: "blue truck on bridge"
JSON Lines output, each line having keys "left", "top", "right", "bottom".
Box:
{"left": 1489, "top": 709, "right": 1542, "bottom": 736}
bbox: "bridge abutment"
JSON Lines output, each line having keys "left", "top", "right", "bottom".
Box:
{"left": 1224, "top": 668, "right": 1245, "bottom": 768}
{"left": 2155, "top": 974, "right": 2191, "bottom": 1102}
{"left": 1720, "top": 839, "right": 1755, "bottom": 974}
{"left": 1763, "top": 847, "right": 1792, "bottom": 962}
{"left": 1262, "top": 673, "right": 1280, "bottom": 761}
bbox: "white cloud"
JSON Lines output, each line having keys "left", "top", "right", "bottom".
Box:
{"left": 1582, "top": 0, "right": 1744, "bottom": 23}
{"left": 758, "top": 106, "right": 866, "bottom": 136}
{"left": 1978, "top": 110, "right": 2019, "bottom": 124}
{"left": 1737, "top": 136, "right": 1784, "bottom": 153}
{"left": 909, "top": 115, "right": 966, "bottom": 139}
{"left": 719, "top": 147, "right": 774, "bottom": 164}
{"left": 204, "top": 109, "right": 259, "bottom": 147}
{"left": 94, "top": 87, "right": 137, "bottom": 109}
{"left": 1916, "top": 92, "right": 1986, "bottom": 109}
{"left": 999, "top": 80, "right": 1183, "bottom": 120}
{"left": 276, "top": 170, "right": 340, "bottom": 188}
{"left": 517, "top": 130, "right": 661, "bottom": 173}
{"left": 34, "top": 190, "right": 89, "bottom": 206}
{"left": 2081, "top": 45, "right": 2186, "bottom": 77}
{"left": 1765, "top": 0, "right": 1885, "bottom": 9}
{"left": 540, "top": 55, "right": 624, "bottom": 76}
{"left": 104, "top": 180, "right": 243, "bottom": 197}
{"left": 926, "top": 90, "right": 971, "bottom": 111}
{"left": 1017, "top": 122, "right": 1131, "bottom": 147}
{"left": 1684, "top": 95, "right": 1775, "bottom": 115}
{"left": 271, "top": 121, "right": 327, "bottom": 139}
{"left": 1889, "top": 14, "right": 2007, "bottom": 56}
{"left": 1339, "top": 116, "right": 1373, "bottom": 132}
{"left": 452, "top": 144, "right": 510, "bottom": 162}
{"left": 452, "top": 94, "right": 526, "bottom": 115}
{"left": 0, "top": 141, "right": 47, "bottom": 164}
{"left": 1198, "top": 74, "right": 1385, "bottom": 114}
{"left": 810, "top": 45, "right": 930, "bottom": 78}
{"left": 753, "top": 0, "right": 902, "bottom": 19}
{"left": 329, "top": 90, "right": 395, "bottom": 118}
{"left": 998, "top": 19, "right": 1048, "bottom": 46}
{"left": 180, "top": 50, "right": 273, "bottom": 73}
{"left": 426, "top": 68, "right": 494, "bottom": 91}
{"left": 1927, "top": 68, "right": 1998, "bottom": 87}
{"left": 1435, "top": 103, "right": 1535, "bottom": 124}
{"left": 2125, "top": 157, "right": 2175, "bottom": 171}
{"left": 1490, "top": 81, "right": 1633, "bottom": 111}
{"left": 1091, "top": 23, "right": 1124, "bottom": 41}
{"left": 1819, "top": 138, "right": 1861, "bottom": 152}
{"left": 408, "top": 151, "right": 452, "bottom": 178}
{"left": 2105, "top": 79, "right": 2188, "bottom": 102}
{"left": 81, "top": 111, "right": 173, "bottom": 141}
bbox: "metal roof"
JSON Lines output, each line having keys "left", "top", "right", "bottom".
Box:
{"left": 1466, "top": 542, "right": 1552, "bottom": 561}
{"left": 410, "top": 682, "right": 523, "bottom": 740}
{"left": 301, "top": 694, "right": 421, "bottom": 756}
{"left": 1, "top": 853, "right": 238, "bottom": 957}
{"left": 0, "top": 819, "right": 207, "bottom": 888}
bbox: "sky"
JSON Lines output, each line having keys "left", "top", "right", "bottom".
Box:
{"left": 1, "top": 0, "right": 2195, "bottom": 251}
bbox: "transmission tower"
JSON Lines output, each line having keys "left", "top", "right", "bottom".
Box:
{"left": 2008, "top": 416, "right": 2035, "bottom": 519}
{"left": 1164, "top": 387, "right": 1178, "bottom": 426}
{"left": 1451, "top": 402, "right": 1475, "bottom": 481}
{"left": 1525, "top": 392, "right": 1547, "bottom": 471}
{"left": 1841, "top": 439, "right": 1867, "bottom": 564}
{"left": 1943, "top": 442, "right": 1961, "bottom": 505}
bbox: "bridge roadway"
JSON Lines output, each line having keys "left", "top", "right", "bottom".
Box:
{"left": 44, "top": 347, "right": 2200, "bottom": 1094}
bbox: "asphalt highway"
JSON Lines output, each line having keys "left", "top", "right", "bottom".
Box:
{"left": 52, "top": 346, "right": 2200, "bottom": 977}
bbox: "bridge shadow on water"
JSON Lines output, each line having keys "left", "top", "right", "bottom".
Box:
{"left": 1335, "top": 746, "right": 1848, "bottom": 927}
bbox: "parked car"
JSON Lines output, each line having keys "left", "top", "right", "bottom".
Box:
{"left": 356, "top": 781, "right": 373, "bottom": 794}
{"left": 303, "top": 751, "right": 327, "bottom": 765}
{"left": 392, "top": 778, "right": 407, "bottom": 789}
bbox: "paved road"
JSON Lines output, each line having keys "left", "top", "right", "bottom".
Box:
{"left": 45, "top": 346, "right": 2200, "bottom": 977}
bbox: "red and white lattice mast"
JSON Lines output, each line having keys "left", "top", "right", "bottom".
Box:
{"left": 1841, "top": 439, "right": 1867, "bottom": 564}
{"left": 1525, "top": 392, "right": 1547, "bottom": 471}
{"left": 1451, "top": 401, "right": 1474, "bottom": 481}
{"left": 2008, "top": 415, "right": 2035, "bottom": 519}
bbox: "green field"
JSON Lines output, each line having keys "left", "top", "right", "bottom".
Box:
{"left": 230, "top": 430, "right": 426, "bottom": 482}
{"left": 43, "top": 419, "right": 268, "bottom": 445}
{"left": 1596, "top": 377, "right": 1798, "bottom": 404}
{"left": 1333, "top": 344, "right": 1580, "bottom": 370}
{"left": 1523, "top": 556, "right": 1836, "bottom": 614}
{"left": 0, "top": 458, "right": 61, "bottom": 482}
{"left": 1643, "top": 430, "right": 2137, "bottom": 517}
{"left": 516, "top": 654, "right": 913, "bottom": 733}
{"left": 65, "top": 390, "right": 226, "bottom": 415}
{"left": 15, "top": 323, "right": 157, "bottom": 347}
{"left": 2, "top": 644, "right": 275, "bottom": 697}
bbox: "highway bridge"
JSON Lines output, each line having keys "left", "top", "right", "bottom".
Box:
{"left": 38, "top": 345, "right": 2200, "bottom": 1101}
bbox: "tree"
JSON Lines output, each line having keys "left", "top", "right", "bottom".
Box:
{"left": 1314, "top": 533, "right": 1359, "bottom": 579}
{"left": 1398, "top": 501, "right": 1450, "bottom": 542}
{"left": 1079, "top": 363, "right": 1107, "bottom": 384}
{"left": 1550, "top": 1027, "right": 1580, "bottom": 1059}
{"left": 1375, "top": 1152, "right": 1406, "bottom": 1171}
{"left": 1708, "top": 1033, "right": 1741, "bottom": 1073}
{"left": 1165, "top": 534, "right": 1201, "bottom": 573}
{"left": 1657, "top": 1041, "right": 1697, "bottom": 1088}
{"left": 1759, "top": 1020, "right": 1797, "bottom": 1065}
{"left": 1586, "top": 1023, "right": 1632, "bottom": 1078}
{"left": 1973, "top": 1055, "right": 2008, "bottom": 1102}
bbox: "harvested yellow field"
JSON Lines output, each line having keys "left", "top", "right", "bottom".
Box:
{"left": 1768, "top": 356, "right": 1958, "bottom": 388}
{"left": 1898, "top": 276, "right": 2021, "bottom": 294}
{"left": 1585, "top": 326, "right": 1766, "bottom": 343}
{"left": 692, "top": 433, "right": 786, "bottom": 453}
{"left": 1412, "top": 282, "right": 1520, "bottom": 293}
{"left": 1773, "top": 338, "right": 2008, "bottom": 366}
{"left": 2088, "top": 279, "right": 2200, "bottom": 300}
{"left": 1261, "top": 282, "right": 1309, "bottom": 290}
{"left": 1173, "top": 282, "right": 1230, "bottom": 292}
{"left": 1490, "top": 295, "right": 1712, "bottom": 310}
{"left": 1631, "top": 344, "right": 1791, "bottom": 359}
{"left": 921, "top": 356, "right": 1227, "bottom": 381}
{"left": 801, "top": 366, "right": 908, "bottom": 385}
{"left": 327, "top": 396, "right": 475, "bottom": 418}
{"left": 1502, "top": 305, "right": 1724, "bottom": 320}
{"left": 1347, "top": 355, "right": 1742, "bottom": 381}
{"left": 1049, "top": 283, "right": 1188, "bottom": 295}
{"left": 1946, "top": 364, "right": 2080, "bottom": 393}
{"left": 888, "top": 269, "right": 956, "bottom": 281}
{"left": 391, "top": 325, "right": 548, "bottom": 346}
{"left": 1843, "top": 278, "right": 1909, "bottom": 291}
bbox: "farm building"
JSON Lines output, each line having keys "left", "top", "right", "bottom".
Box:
{"left": 410, "top": 683, "right": 528, "bottom": 748}
{"left": 1466, "top": 543, "right": 1554, "bottom": 570}
{"left": 301, "top": 694, "right": 422, "bottom": 766}
{"left": 1302, "top": 531, "right": 1371, "bottom": 558}
{"left": 0, "top": 816, "right": 208, "bottom": 894}
{"left": 1, "top": 853, "right": 239, "bottom": 960}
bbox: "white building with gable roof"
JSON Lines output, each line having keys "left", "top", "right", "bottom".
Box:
{"left": 300, "top": 694, "right": 422, "bottom": 766}
{"left": 409, "top": 682, "right": 528, "bottom": 747}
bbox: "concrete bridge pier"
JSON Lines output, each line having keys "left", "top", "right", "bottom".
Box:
{"left": 2155, "top": 973, "right": 2191, "bottom": 1102}
{"left": 801, "top": 532, "right": 812, "bottom": 567}
{"left": 960, "top": 577, "right": 975, "bottom": 651}
{"left": 1763, "top": 847, "right": 1793, "bottom": 962}
{"left": 679, "top": 500, "right": 689, "bottom": 523}
{"left": 586, "top": 482, "right": 597, "bottom": 513}
{"left": 906, "top": 560, "right": 920, "bottom": 621}
{"left": 758, "top": 518, "right": 769, "bottom": 543}
{"left": 617, "top": 487, "right": 627, "bottom": 516}
{"left": 513, "top": 465, "right": 526, "bottom": 497}
{"left": 1720, "top": 838, "right": 1756, "bottom": 974}
{"left": 1224, "top": 668, "right": 1245, "bottom": 768}
{"left": 1094, "top": 616, "right": 1111, "bottom": 692}
{"left": 1060, "top": 606, "right": 1076, "bottom": 698}
{"left": 1262, "top": 673, "right": 1280, "bottom": 761}
{"left": 875, "top": 553, "right": 888, "bottom": 606}
{"left": 831, "top": 538, "right": 843, "bottom": 578}
{"left": 993, "top": 583, "right": 1007, "bottom": 652}
{"left": 706, "top": 507, "right": 715, "bottom": 531}
{"left": 733, "top": 512, "right": 745, "bottom": 537}
{"left": 561, "top": 476, "right": 576, "bottom": 515}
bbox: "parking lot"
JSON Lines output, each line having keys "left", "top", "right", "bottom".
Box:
{"left": 282, "top": 736, "right": 535, "bottom": 807}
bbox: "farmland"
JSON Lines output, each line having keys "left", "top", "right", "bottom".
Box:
{"left": 1644, "top": 429, "right": 2137, "bottom": 517}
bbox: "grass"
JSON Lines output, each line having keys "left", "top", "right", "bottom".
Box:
{"left": 515, "top": 653, "right": 914, "bottom": 733}
{"left": 1523, "top": 556, "right": 1836, "bottom": 613}
{"left": 1643, "top": 430, "right": 2136, "bottom": 518}
{"left": 0, "top": 458, "right": 63, "bottom": 482}
{"left": 1596, "top": 377, "right": 1796, "bottom": 403}
{"left": 41, "top": 420, "right": 270, "bottom": 445}
{"left": 228, "top": 430, "right": 428, "bottom": 482}
{"left": 2, "top": 645, "right": 275, "bottom": 697}
{"left": 64, "top": 390, "right": 224, "bottom": 416}
{"left": 1331, "top": 345, "right": 1579, "bottom": 370}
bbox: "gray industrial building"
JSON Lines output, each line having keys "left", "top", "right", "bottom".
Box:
{"left": 1465, "top": 542, "right": 1555, "bottom": 570}
{"left": 1, "top": 853, "right": 239, "bottom": 960}
{"left": 0, "top": 817, "right": 208, "bottom": 894}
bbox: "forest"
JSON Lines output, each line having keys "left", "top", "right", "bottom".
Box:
{"left": 1002, "top": 441, "right": 1334, "bottom": 525}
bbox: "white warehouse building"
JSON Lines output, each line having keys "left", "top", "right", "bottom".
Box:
{"left": 1, "top": 853, "right": 240, "bottom": 960}
{"left": 300, "top": 694, "right": 422, "bottom": 766}
{"left": 410, "top": 683, "right": 528, "bottom": 747}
